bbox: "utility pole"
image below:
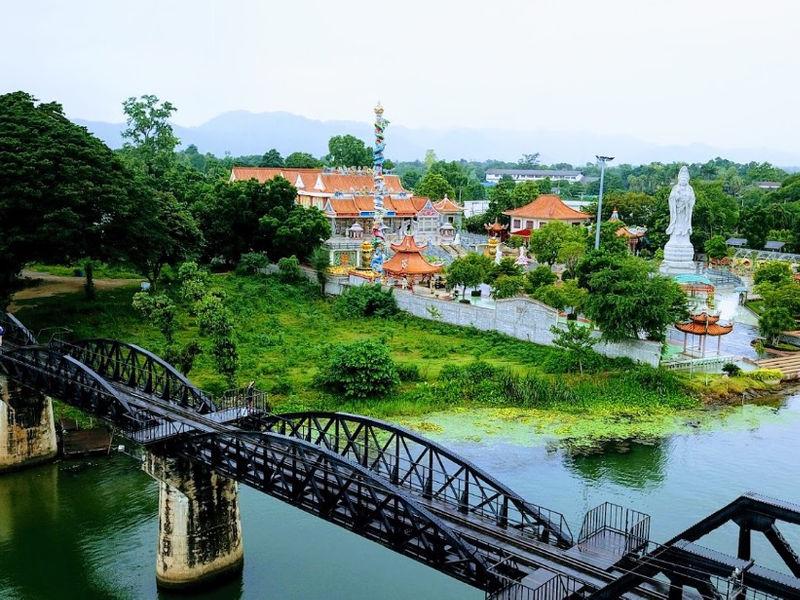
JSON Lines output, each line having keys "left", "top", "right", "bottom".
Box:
{"left": 594, "top": 155, "right": 614, "bottom": 250}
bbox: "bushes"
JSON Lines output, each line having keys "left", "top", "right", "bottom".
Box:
{"left": 334, "top": 284, "right": 398, "bottom": 318}
{"left": 396, "top": 362, "right": 422, "bottom": 382}
{"left": 315, "top": 339, "right": 399, "bottom": 399}
{"left": 277, "top": 255, "right": 306, "bottom": 284}
{"left": 236, "top": 252, "right": 268, "bottom": 275}
{"left": 722, "top": 362, "right": 741, "bottom": 377}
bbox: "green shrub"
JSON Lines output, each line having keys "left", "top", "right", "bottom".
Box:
{"left": 722, "top": 362, "right": 741, "bottom": 377}
{"left": 749, "top": 368, "right": 783, "bottom": 382}
{"left": 622, "top": 366, "right": 682, "bottom": 395}
{"left": 277, "top": 255, "right": 305, "bottom": 284}
{"left": 315, "top": 339, "right": 399, "bottom": 399}
{"left": 334, "top": 284, "right": 398, "bottom": 318}
{"left": 396, "top": 362, "right": 421, "bottom": 382}
{"left": 236, "top": 252, "right": 268, "bottom": 275}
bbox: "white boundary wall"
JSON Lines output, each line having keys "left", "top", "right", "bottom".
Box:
{"left": 265, "top": 264, "right": 662, "bottom": 366}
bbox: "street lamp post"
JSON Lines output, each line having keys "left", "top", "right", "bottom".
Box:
{"left": 594, "top": 155, "right": 614, "bottom": 250}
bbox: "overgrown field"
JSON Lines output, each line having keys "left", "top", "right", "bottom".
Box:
{"left": 14, "top": 272, "right": 707, "bottom": 423}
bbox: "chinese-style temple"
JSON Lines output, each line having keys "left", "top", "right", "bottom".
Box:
{"left": 381, "top": 235, "right": 443, "bottom": 289}
{"left": 230, "top": 166, "right": 463, "bottom": 267}
{"left": 503, "top": 194, "right": 590, "bottom": 236}
{"left": 609, "top": 208, "right": 647, "bottom": 253}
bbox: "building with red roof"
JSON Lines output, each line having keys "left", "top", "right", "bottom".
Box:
{"left": 382, "top": 235, "right": 443, "bottom": 287}
{"left": 230, "top": 166, "right": 464, "bottom": 267}
{"left": 503, "top": 194, "right": 590, "bottom": 235}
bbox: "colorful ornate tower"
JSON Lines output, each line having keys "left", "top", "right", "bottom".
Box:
{"left": 370, "top": 102, "right": 389, "bottom": 273}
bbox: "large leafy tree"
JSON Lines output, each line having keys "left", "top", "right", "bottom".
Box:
{"left": 582, "top": 254, "right": 688, "bottom": 342}
{"left": 259, "top": 148, "right": 284, "bottom": 167}
{"left": 194, "top": 176, "right": 329, "bottom": 264}
{"left": 120, "top": 94, "right": 179, "bottom": 176}
{"left": 0, "top": 91, "right": 137, "bottom": 307}
{"left": 529, "top": 221, "right": 585, "bottom": 265}
{"left": 285, "top": 152, "right": 322, "bottom": 168}
{"left": 415, "top": 172, "right": 454, "bottom": 201}
{"left": 446, "top": 253, "right": 493, "bottom": 298}
{"left": 486, "top": 175, "right": 517, "bottom": 221}
{"left": 326, "top": 135, "right": 372, "bottom": 167}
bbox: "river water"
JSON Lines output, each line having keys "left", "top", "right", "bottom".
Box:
{"left": 2, "top": 393, "right": 799, "bottom": 600}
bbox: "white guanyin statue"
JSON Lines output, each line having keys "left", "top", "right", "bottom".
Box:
{"left": 660, "top": 166, "right": 697, "bottom": 274}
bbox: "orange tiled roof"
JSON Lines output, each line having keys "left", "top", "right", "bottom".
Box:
{"left": 503, "top": 195, "right": 590, "bottom": 221}
{"left": 383, "top": 235, "right": 442, "bottom": 276}
{"left": 326, "top": 196, "right": 434, "bottom": 217}
{"left": 230, "top": 167, "right": 318, "bottom": 189}
{"left": 230, "top": 167, "right": 407, "bottom": 195}
{"left": 675, "top": 312, "right": 733, "bottom": 336}
{"left": 433, "top": 196, "right": 463, "bottom": 214}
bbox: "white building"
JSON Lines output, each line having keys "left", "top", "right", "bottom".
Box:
{"left": 485, "top": 169, "right": 584, "bottom": 184}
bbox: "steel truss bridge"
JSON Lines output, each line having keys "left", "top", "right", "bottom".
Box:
{"left": 1, "top": 313, "right": 800, "bottom": 600}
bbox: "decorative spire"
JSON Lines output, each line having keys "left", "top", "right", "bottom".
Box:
{"left": 370, "top": 101, "right": 390, "bottom": 273}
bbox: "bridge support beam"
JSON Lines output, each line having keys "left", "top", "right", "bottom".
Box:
{"left": 0, "top": 374, "right": 58, "bottom": 472}
{"left": 144, "top": 452, "right": 244, "bottom": 590}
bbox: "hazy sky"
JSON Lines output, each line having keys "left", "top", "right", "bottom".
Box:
{"left": 2, "top": 0, "right": 798, "bottom": 153}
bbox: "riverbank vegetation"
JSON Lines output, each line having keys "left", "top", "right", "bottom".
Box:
{"left": 15, "top": 270, "right": 784, "bottom": 434}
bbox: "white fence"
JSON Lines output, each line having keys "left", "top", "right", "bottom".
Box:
{"left": 266, "top": 264, "right": 663, "bottom": 366}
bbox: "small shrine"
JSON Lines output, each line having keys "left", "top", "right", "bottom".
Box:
{"left": 382, "top": 235, "right": 443, "bottom": 291}
{"left": 484, "top": 219, "right": 509, "bottom": 241}
{"left": 675, "top": 312, "right": 733, "bottom": 357}
{"left": 609, "top": 208, "right": 647, "bottom": 253}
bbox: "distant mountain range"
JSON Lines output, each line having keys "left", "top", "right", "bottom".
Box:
{"left": 75, "top": 110, "right": 800, "bottom": 168}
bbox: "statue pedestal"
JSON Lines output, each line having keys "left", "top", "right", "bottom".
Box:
{"left": 660, "top": 234, "right": 696, "bottom": 274}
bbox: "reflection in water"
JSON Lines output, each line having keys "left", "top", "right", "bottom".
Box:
{"left": 564, "top": 440, "right": 669, "bottom": 490}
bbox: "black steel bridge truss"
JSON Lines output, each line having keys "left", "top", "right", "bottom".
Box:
{"left": 1, "top": 312, "right": 799, "bottom": 599}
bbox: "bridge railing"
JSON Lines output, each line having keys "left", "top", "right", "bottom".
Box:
{"left": 261, "top": 414, "right": 574, "bottom": 547}
{"left": 0, "top": 313, "right": 38, "bottom": 346}
{"left": 213, "top": 387, "right": 270, "bottom": 414}
{"left": 578, "top": 502, "right": 651, "bottom": 555}
{"left": 486, "top": 570, "right": 586, "bottom": 600}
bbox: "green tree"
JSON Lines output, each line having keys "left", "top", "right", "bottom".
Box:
{"left": 132, "top": 292, "right": 177, "bottom": 344}
{"left": 327, "top": 134, "right": 372, "bottom": 167}
{"left": 285, "top": 152, "right": 322, "bottom": 168}
{"left": 315, "top": 339, "right": 399, "bottom": 399}
{"left": 703, "top": 235, "right": 728, "bottom": 261}
{"left": 447, "top": 253, "right": 493, "bottom": 298}
{"left": 759, "top": 307, "right": 795, "bottom": 347}
{"left": 259, "top": 148, "right": 284, "bottom": 167}
{"left": 511, "top": 181, "right": 540, "bottom": 207}
{"left": 0, "top": 91, "right": 139, "bottom": 307}
{"left": 486, "top": 175, "right": 517, "bottom": 220}
{"left": 557, "top": 241, "right": 586, "bottom": 277}
{"left": 525, "top": 265, "right": 557, "bottom": 293}
{"left": 549, "top": 322, "right": 597, "bottom": 374}
{"left": 121, "top": 94, "right": 179, "bottom": 176}
{"left": 310, "top": 246, "right": 330, "bottom": 295}
{"left": 534, "top": 280, "right": 588, "bottom": 313}
{"left": 196, "top": 292, "right": 238, "bottom": 387}
{"left": 491, "top": 275, "right": 525, "bottom": 299}
{"left": 111, "top": 189, "right": 202, "bottom": 289}
{"left": 583, "top": 255, "right": 688, "bottom": 342}
{"left": 415, "top": 172, "right": 455, "bottom": 200}
{"left": 754, "top": 261, "right": 793, "bottom": 286}
{"left": 529, "top": 221, "right": 585, "bottom": 265}
{"left": 488, "top": 257, "right": 523, "bottom": 284}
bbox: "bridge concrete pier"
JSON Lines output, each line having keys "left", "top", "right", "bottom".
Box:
{"left": 144, "top": 452, "right": 244, "bottom": 590}
{"left": 0, "top": 374, "right": 58, "bottom": 472}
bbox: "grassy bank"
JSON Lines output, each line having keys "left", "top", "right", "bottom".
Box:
{"left": 14, "top": 270, "right": 783, "bottom": 440}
